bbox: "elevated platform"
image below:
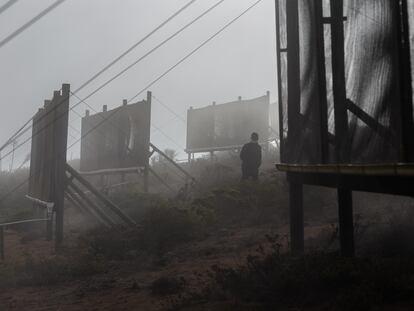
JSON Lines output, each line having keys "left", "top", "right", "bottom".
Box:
{"left": 276, "top": 163, "right": 414, "bottom": 176}
{"left": 275, "top": 162, "right": 414, "bottom": 256}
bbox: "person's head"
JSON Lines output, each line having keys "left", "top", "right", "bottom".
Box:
{"left": 251, "top": 132, "right": 259, "bottom": 142}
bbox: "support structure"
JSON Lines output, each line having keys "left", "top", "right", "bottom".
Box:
{"left": 28, "top": 84, "right": 70, "bottom": 247}
{"left": 396, "top": 0, "right": 414, "bottom": 162}
{"left": 285, "top": 0, "right": 301, "bottom": 162}
{"left": 338, "top": 188, "right": 354, "bottom": 257}
{"left": 289, "top": 182, "right": 304, "bottom": 254}
{"left": 275, "top": 0, "right": 414, "bottom": 256}
{"left": 330, "top": 0, "right": 349, "bottom": 163}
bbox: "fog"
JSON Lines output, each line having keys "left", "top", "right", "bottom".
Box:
{"left": 0, "top": 0, "right": 277, "bottom": 166}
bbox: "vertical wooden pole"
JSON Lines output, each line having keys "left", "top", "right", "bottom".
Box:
{"left": 289, "top": 181, "right": 304, "bottom": 254}
{"left": 0, "top": 227, "right": 4, "bottom": 260}
{"left": 144, "top": 91, "right": 152, "bottom": 193}
{"left": 338, "top": 188, "right": 354, "bottom": 256}
{"left": 54, "top": 84, "right": 70, "bottom": 249}
{"left": 396, "top": 0, "right": 414, "bottom": 162}
{"left": 275, "top": 0, "right": 285, "bottom": 162}
{"left": 330, "top": 0, "right": 349, "bottom": 163}
{"left": 43, "top": 99, "right": 54, "bottom": 241}
{"left": 314, "top": 0, "right": 329, "bottom": 163}
{"left": 286, "top": 0, "right": 301, "bottom": 163}
{"left": 121, "top": 98, "right": 129, "bottom": 184}
{"left": 143, "top": 164, "right": 149, "bottom": 193}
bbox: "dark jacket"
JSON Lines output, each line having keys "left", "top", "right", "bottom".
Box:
{"left": 240, "top": 142, "right": 262, "bottom": 170}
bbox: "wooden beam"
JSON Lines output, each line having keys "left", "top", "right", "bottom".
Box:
{"left": 289, "top": 182, "right": 304, "bottom": 254}
{"left": 346, "top": 100, "right": 396, "bottom": 147}
{"left": 330, "top": 0, "right": 349, "bottom": 163}
{"left": 396, "top": 0, "right": 414, "bottom": 161}
{"left": 314, "top": 0, "right": 329, "bottom": 163}
{"left": 79, "top": 166, "right": 141, "bottom": 176}
{"left": 286, "top": 0, "right": 301, "bottom": 162}
{"left": 66, "top": 179, "right": 115, "bottom": 227}
{"left": 151, "top": 143, "right": 196, "bottom": 182}
{"left": 65, "top": 188, "right": 110, "bottom": 227}
{"left": 148, "top": 167, "right": 176, "bottom": 194}
{"left": 0, "top": 227, "right": 4, "bottom": 260}
{"left": 286, "top": 171, "right": 414, "bottom": 197}
{"left": 338, "top": 188, "right": 354, "bottom": 257}
{"left": 66, "top": 164, "right": 136, "bottom": 226}
{"left": 54, "top": 84, "right": 70, "bottom": 248}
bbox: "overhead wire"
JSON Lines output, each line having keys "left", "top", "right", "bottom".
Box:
{"left": 0, "top": 0, "right": 265, "bottom": 203}
{"left": 0, "top": 0, "right": 18, "bottom": 16}
{"left": 152, "top": 95, "right": 186, "bottom": 124}
{"left": 0, "top": 0, "right": 225, "bottom": 162}
{"left": 0, "top": 0, "right": 199, "bottom": 154}
{"left": 0, "top": 0, "right": 66, "bottom": 48}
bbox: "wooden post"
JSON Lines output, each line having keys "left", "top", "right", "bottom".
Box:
{"left": 314, "top": 0, "right": 329, "bottom": 163}
{"left": 289, "top": 182, "right": 304, "bottom": 254}
{"left": 143, "top": 164, "right": 149, "bottom": 193}
{"left": 143, "top": 91, "right": 152, "bottom": 193}
{"left": 43, "top": 99, "right": 55, "bottom": 242}
{"left": 396, "top": 0, "right": 414, "bottom": 162}
{"left": 275, "top": 0, "right": 286, "bottom": 162}
{"left": 286, "top": 0, "right": 301, "bottom": 162}
{"left": 54, "top": 84, "right": 70, "bottom": 249}
{"left": 330, "top": 0, "right": 349, "bottom": 163}
{"left": 338, "top": 188, "right": 354, "bottom": 256}
{"left": 0, "top": 227, "right": 4, "bottom": 260}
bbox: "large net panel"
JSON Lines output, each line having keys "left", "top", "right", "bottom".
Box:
{"left": 277, "top": 0, "right": 414, "bottom": 164}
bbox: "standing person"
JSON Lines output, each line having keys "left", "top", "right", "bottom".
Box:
{"left": 240, "top": 132, "right": 262, "bottom": 180}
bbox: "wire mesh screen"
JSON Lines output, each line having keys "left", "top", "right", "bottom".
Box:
{"left": 186, "top": 94, "right": 270, "bottom": 152}
{"left": 80, "top": 100, "right": 151, "bottom": 172}
{"left": 277, "top": 0, "right": 414, "bottom": 164}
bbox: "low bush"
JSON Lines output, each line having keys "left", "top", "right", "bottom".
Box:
{"left": 173, "top": 239, "right": 414, "bottom": 311}
{"left": 81, "top": 201, "right": 209, "bottom": 259}
{"left": 151, "top": 276, "right": 186, "bottom": 296}
{"left": 0, "top": 253, "right": 106, "bottom": 287}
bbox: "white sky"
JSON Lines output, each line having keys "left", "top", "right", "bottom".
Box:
{"left": 0, "top": 0, "right": 277, "bottom": 167}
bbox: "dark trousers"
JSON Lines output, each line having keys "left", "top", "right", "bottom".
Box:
{"left": 242, "top": 166, "right": 259, "bottom": 181}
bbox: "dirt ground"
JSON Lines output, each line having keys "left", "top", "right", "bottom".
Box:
{"left": 0, "top": 223, "right": 296, "bottom": 311}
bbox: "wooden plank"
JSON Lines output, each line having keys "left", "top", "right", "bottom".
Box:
{"left": 286, "top": 171, "right": 414, "bottom": 197}
{"left": 0, "top": 227, "right": 4, "bottom": 260}
{"left": 151, "top": 143, "right": 196, "bottom": 182}
{"left": 274, "top": 0, "right": 285, "bottom": 162}
{"left": 338, "top": 188, "right": 354, "bottom": 257}
{"left": 43, "top": 98, "right": 55, "bottom": 241}
{"left": 346, "top": 100, "right": 396, "bottom": 147}
{"left": 285, "top": 0, "right": 302, "bottom": 162}
{"left": 65, "top": 189, "right": 110, "bottom": 227}
{"left": 289, "top": 182, "right": 304, "bottom": 254}
{"left": 66, "top": 180, "right": 115, "bottom": 227}
{"left": 80, "top": 166, "right": 141, "bottom": 176}
{"left": 54, "top": 84, "right": 70, "bottom": 248}
{"left": 330, "top": 0, "right": 349, "bottom": 162}
{"left": 314, "top": 0, "right": 329, "bottom": 163}
{"left": 66, "top": 164, "right": 136, "bottom": 226}
{"left": 396, "top": 0, "right": 414, "bottom": 162}
{"left": 144, "top": 91, "right": 152, "bottom": 193}
{"left": 148, "top": 167, "right": 176, "bottom": 194}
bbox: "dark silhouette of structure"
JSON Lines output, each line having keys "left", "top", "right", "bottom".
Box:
{"left": 240, "top": 132, "right": 262, "bottom": 180}
{"left": 275, "top": 0, "right": 414, "bottom": 256}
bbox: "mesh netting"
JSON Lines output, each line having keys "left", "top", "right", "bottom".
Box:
{"left": 278, "top": 0, "right": 414, "bottom": 164}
